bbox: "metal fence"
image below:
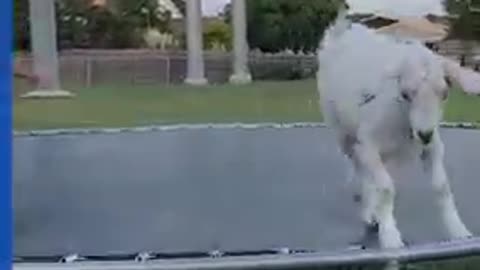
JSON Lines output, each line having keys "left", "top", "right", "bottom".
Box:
{"left": 15, "top": 50, "right": 318, "bottom": 89}
{"left": 436, "top": 40, "right": 480, "bottom": 67}
{"left": 14, "top": 41, "right": 480, "bottom": 90}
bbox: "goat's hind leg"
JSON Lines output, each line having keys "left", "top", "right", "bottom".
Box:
{"left": 340, "top": 134, "right": 382, "bottom": 247}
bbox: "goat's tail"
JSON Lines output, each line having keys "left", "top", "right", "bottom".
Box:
{"left": 317, "top": 2, "right": 350, "bottom": 91}
{"left": 317, "top": 2, "right": 351, "bottom": 75}
{"left": 318, "top": 3, "right": 350, "bottom": 52}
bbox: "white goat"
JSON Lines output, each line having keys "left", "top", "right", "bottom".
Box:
{"left": 317, "top": 11, "right": 480, "bottom": 249}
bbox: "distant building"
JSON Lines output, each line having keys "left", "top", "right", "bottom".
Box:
{"left": 347, "top": 13, "right": 397, "bottom": 28}
{"left": 376, "top": 17, "right": 449, "bottom": 42}
{"left": 90, "top": 0, "right": 106, "bottom": 7}
{"left": 348, "top": 13, "right": 450, "bottom": 43}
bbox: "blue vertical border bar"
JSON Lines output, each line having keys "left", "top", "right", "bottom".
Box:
{"left": 0, "top": 0, "right": 13, "bottom": 269}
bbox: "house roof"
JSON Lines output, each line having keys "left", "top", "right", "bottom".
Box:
{"left": 376, "top": 17, "right": 449, "bottom": 42}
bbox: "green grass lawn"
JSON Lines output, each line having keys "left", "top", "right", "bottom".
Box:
{"left": 14, "top": 80, "right": 320, "bottom": 130}
{"left": 14, "top": 79, "right": 480, "bottom": 130}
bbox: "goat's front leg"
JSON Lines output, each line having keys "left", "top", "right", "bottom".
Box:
{"left": 353, "top": 143, "right": 405, "bottom": 249}
{"left": 422, "top": 135, "right": 472, "bottom": 239}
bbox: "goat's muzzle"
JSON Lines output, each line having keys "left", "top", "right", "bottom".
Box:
{"left": 417, "top": 130, "right": 434, "bottom": 145}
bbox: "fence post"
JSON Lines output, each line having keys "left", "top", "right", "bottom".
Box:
{"left": 166, "top": 56, "right": 171, "bottom": 85}
{"left": 184, "top": 0, "right": 207, "bottom": 85}
{"left": 22, "top": 0, "right": 74, "bottom": 98}
{"left": 229, "top": 0, "right": 252, "bottom": 84}
{"left": 132, "top": 55, "right": 138, "bottom": 85}
{"left": 85, "top": 57, "right": 92, "bottom": 88}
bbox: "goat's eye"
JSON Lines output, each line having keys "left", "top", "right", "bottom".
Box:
{"left": 401, "top": 91, "right": 411, "bottom": 102}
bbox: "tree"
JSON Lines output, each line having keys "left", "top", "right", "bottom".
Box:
{"left": 244, "top": 0, "right": 346, "bottom": 53}
{"left": 220, "top": 2, "right": 232, "bottom": 23}
{"left": 55, "top": 0, "right": 93, "bottom": 48}
{"left": 443, "top": 0, "right": 480, "bottom": 40}
{"left": 14, "top": 0, "right": 30, "bottom": 51}
{"left": 204, "top": 19, "right": 232, "bottom": 51}
{"left": 14, "top": 0, "right": 174, "bottom": 50}
{"left": 170, "top": 0, "right": 186, "bottom": 16}
{"left": 55, "top": 0, "right": 173, "bottom": 49}
{"left": 113, "top": 0, "right": 171, "bottom": 31}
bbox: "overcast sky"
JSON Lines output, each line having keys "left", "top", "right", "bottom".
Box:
{"left": 202, "top": 0, "right": 446, "bottom": 17}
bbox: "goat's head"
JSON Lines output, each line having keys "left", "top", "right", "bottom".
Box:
{"left": 389, "top": 48, "right": 480, "bottom": 146}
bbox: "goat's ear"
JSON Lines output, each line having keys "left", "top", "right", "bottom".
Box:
{"left": 442, "top": 57, "right": 480, "bottom": 95}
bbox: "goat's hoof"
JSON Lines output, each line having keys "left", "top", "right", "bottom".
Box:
{"left": 448, "top": 227, "right": 473, "bottom": 240}
{"left": 452, "top": 232, "right": 474, "bottom": 240}
{"left": 351, "top": 222, "right": 380, "bottom": 249}
{"left": 379, "top": 228, "right": 405, "bottom": 249}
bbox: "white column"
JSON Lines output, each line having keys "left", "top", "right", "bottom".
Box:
{"left": 229, "top": 0, "right": 252, "bottom": 84}
{"left": 22, "top": 0, "right": 74, "bottom": 98}
{"left": 185, "top": 0, "right": 207, "bottom": 85}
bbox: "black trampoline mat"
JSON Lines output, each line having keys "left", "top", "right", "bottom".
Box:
{"left": 13, "top": 126, "right": 480, "bottom": 257}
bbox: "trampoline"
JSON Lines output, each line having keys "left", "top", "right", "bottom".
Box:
{"left": 12, "top": 123, "right": 480, "bottom": 269}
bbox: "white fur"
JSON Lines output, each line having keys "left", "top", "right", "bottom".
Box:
{"left": 317, "top": 13, "right": 479, "bottom": 249}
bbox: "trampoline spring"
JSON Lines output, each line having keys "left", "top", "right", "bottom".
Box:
{"left": 208, "top": 250, "right": 224, "bottom": 258}
{"left": 135, "top": 252, "right": 155, "bottom": 262}
{"left": 275, "top": 247, "right": 291, "bottom": 255}
{"left": 59, "top": 253, "right": 83, "bottom": 263}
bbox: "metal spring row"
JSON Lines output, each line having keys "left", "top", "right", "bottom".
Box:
{"left": 13, "top": 122, "right": 480, "bottom": 138}
{"left": 14, "top": 248, "right": 312, "bottom": 264}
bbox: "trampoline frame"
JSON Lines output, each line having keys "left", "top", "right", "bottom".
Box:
{"left": 12, "top": 237, "right": 480, "bottom": 269}
{"left": 13, "top": 122, "right": 480, "bottom": 269}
